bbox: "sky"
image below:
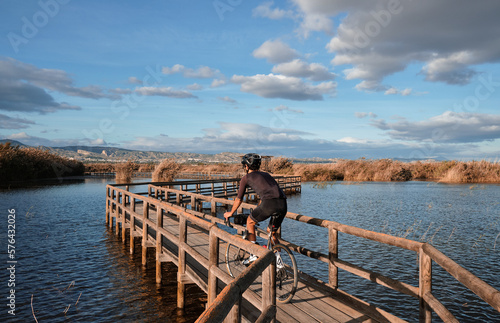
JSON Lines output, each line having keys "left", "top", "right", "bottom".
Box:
{"left": 1, "top": 0, "right": 500, "bottom": 160}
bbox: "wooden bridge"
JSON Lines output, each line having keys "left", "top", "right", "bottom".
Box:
{"left": 106, "top": 177, "right": 500, "bottom": 322}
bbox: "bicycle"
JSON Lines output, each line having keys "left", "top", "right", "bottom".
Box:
{"left": 224, "top": 214, "right": 298, "bottom": 303}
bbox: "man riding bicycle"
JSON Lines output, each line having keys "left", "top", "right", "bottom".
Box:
{"left": 224, "top": 153, "right": 287, "bottom": 264}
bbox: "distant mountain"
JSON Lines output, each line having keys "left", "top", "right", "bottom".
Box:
{"left": 0, "top": 139, "right": 243, "bottom": 163}
{"left": 0, "top": 139, "right": 29, "bottom": 148}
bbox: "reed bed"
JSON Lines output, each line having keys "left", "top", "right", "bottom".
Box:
{"left": 82, "top": 158, "right": 500, "bottom": 183}
{"left": 290, "top": 159, "right": 500, "bottom": 183}
{"left": 0, "top": 143, "right": 84, "bottom": 182}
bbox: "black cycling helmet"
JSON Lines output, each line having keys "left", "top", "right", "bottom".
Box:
{"left": 241, "top": 153, "right": 261, "bottom": 170}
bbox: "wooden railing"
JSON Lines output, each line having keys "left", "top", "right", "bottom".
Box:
{"left": 144, "top": 182, "right": 500, "bottom": 323}
{"left": 106, "top": 184, "right": 277, "bottom": 323}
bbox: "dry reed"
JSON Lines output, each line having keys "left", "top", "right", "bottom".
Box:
{"left": 114, "top": 161, "right": 137, "bottom": 183}
{"left": 152, "top": 159, "right": 182, "bottom": 182}
{"left": 270, "top": 157, "right": 294, "bottom": 174}
{"left": 0, "top": 142, "right": 84, "bottom": 182}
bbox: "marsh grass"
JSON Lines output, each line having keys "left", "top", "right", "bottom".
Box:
{"left": 115, "top": 161, "right": 137, "bottom": 183}
{"left": 0, "top": 142, "right": 84, "bottom": 182}
{"left": 271, "top": 157, "right": 294, "bottom": 175}
{"left": 292, "top": 159, "right": 500, "bottom": 183}
{"left": 152, "top": 159, "right": 182, "bottom": 182}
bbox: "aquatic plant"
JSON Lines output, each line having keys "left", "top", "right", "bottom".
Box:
{"left": 0, "top": 142, "right": 84, "bottom": 182}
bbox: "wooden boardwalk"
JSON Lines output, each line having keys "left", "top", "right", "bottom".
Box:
{"left": 106, "top": 179, "right": 500, "bottom": 323}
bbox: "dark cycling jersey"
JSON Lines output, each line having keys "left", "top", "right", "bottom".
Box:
{"left": 237, "top": 171, "right": 287, "bottom": 230}
{"left": 236, "top": 171, "right": 286, "bottom": 200}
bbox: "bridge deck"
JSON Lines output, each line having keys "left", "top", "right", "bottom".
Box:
{"left": 118, "top": 203, "right": 390, "bottom": 323}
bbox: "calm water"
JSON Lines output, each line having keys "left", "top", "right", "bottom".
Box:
{"left": 0, "top": 179, "right": 499, "bottom": 322}
{"left": 0, "top": 178, "right": 206, "bottom": 323}
{"left": 282, "top": 181, "right": 500, "bottom": 322}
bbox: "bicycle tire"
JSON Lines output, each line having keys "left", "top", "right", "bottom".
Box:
{"left": 225, "top": 243, "right": 249, "bottom": 278}
{"left": 272, "top": 243, "right": 298, "bottom": 304}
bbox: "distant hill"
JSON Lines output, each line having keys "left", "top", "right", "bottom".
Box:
{"left": 0, "top": 139, "right": 244, "bottom": 163}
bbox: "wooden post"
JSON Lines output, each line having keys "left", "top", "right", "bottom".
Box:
{"left": 121, "top": 208, "right": 126, "bottom": 243}
{"left": 115, "top": 202, "right": 120, "bottom": 235}
{"left": 156, "top": 207, "right": 163, "bottom": 284}
{"left": 208, "top": 229, "right": 219, "bottom": 305}
{"left": 177, "top": 216, "right": 187, "bottom": 308}
{"left": 105, "top": 198, "right": 110, "bottom": 226}
{"left": 211, "top": 198, "right": 216, "bottom": 216}
{"left": 262, "top": 257, "right": 276, "bottom": 323}
{"left": 227, "top": 295, "right": 241, "bottom": 323}
{"left": 142, "top": 202, "right": 149, "bottom": 267}
{"left": 130, "top": 214, "right": 135, "bottom": 255}
{"left": 191, "top": 196, "right": 197, "bottom": 211}
{"left": 419, "top": 247, "right": 432, "bottom": 323}
{"left": 329, "top": 227, "right": 339, "bottom": 288}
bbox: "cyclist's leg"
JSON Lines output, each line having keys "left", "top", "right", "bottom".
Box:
{"left": 248, "top": 201, "right": 268, "bottom": 242}
{"left": 246, "top": 215, "right": 258, "bottom": 242}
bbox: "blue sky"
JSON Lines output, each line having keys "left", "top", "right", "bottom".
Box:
{"left": 1, "top": 0, "right": 500, "bottom": 160}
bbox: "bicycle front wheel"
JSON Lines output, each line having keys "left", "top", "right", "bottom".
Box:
{"left": 272, "top": 243, "right": 298, "bottom": 303}
{"left": 225, "top": 243, "right": 249, "bottom": 278}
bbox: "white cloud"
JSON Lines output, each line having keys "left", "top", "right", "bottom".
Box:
{"left": 272, "top": 59, "right": 336, "bottom": 81}
{"left": 384, "top": 87, "right": 412, "bottom": 96}
{"left": 231, "top": 73, "right": 336, "bottom": 101}
{"left": 128, "top": 76, "right": 143, "bottom": 84}
{"left": 218, "top": 96, "right": 237, "bottom": 104}
{"left": 162, "top": 64, "right": 221, "bottom": 79}
{"left": 187, "top": 83, "right": 203, "bottom": 90}
{"left": 292, "top": 0, "right": 500, "bottom": 88}
{"left": 135, "top": 86, "right": 197, "bottom": 99}
{"left": 211, "top": 78, "right": 227, "bottom": 88}
{"left": 338, "top": 137, "right": 368, "bottom": 144}
{"left": 252, "top": 40, "right": 300, "bottom": 64}
{"left": 253, "top": 1, "right": 294, "bottom": 20}
{"left": 355, "top": 112, "right": 377, "bottom": 119}
{"left": 371, "top": 111, "right": 500, "bottom": 143}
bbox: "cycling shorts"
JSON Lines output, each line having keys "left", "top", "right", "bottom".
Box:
{"left": 250, "top": 198, "right": 287, "bottom": 232}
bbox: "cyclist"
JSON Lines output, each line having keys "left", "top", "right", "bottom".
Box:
{"left": 224, "top": 153, "right": 287, "bottom": 264}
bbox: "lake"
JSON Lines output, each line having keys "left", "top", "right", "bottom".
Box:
{"left": 0, "top": 178, "right": 498, "bottom": 322}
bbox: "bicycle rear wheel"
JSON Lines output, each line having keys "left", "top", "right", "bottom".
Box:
{"left": 272, "top": 243, "right": 298, "bottom": 303}
{"left": 225, "top": 243, "right": 249, "bottom": 278}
